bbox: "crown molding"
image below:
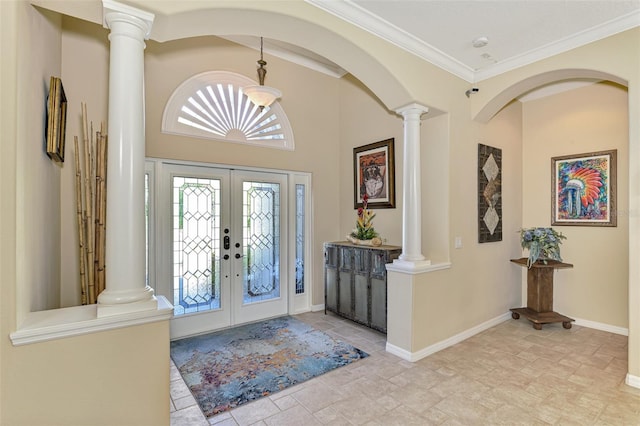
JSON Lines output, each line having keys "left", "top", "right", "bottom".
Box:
{"left": 307, "top": 1, "right": 640, "bottom": 83}
{"left": 475, "top": 9, "right": 640, "bottom": 82}
{"left": 306, "top": 0, "right": 475, "bottom": 82}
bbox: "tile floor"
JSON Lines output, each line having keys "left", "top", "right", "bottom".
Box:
{"left": 170, "top": 312, "right": 640, "bottom": 425}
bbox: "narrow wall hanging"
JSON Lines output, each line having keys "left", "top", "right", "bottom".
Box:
{"left": 478, "top": 143, "right": 502, "bottom": 242}
{"left": 46, "top": 76, "right": 67, "bottom": 162}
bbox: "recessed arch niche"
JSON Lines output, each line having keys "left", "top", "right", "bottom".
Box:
{"left": 474, "top": 69, "right": 628, "bottom": 123}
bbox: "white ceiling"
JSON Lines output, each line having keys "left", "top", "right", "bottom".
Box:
{"left": 246, "top": 0, "right": 640, "bottom": 84}
{"left": 308, "top": 0, "right": 640, "bottom": 82}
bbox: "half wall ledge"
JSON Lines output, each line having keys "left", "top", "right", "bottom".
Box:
{"left": 386, "top": 260, "right": 451, "bottom": 274}
{"left": 9, "top": 296, "right": 173, "bottom": 346}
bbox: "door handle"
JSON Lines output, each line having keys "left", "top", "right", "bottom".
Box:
{"left": 224, "top": 236, "right": 230, "bottom": 250}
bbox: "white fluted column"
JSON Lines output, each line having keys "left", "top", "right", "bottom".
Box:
{"left": 394, "top": 103, "right": 430, "bottom": 268}
{"left": 97, "top": 1, "right": 156, "bottom": 317}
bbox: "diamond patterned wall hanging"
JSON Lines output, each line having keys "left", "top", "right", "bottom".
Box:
{"left": 478, "top": 144, "right": 502, "bottom": 243}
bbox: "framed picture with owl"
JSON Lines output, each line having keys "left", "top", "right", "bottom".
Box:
{"left": 353, "top": 138, "right": 395, "bottom": 209}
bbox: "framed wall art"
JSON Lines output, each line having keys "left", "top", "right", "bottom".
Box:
{"left": 478, "top": 143, "right": 502, "bottom": 243}
{"left": 551, "top": 149, "right": 617, "bottom": 227}
{"left": 46, "top": 76, "right": 68, "bottom": 163}
{"left": 353, "top": 138, "right": 395, "bottom": 209}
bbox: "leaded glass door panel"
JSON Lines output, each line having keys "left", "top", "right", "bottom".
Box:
{"left": 164, "top": 165, "right": 288, "bottom": 338}
{"left": 231, "top": 171, "right": 288, "bottom": 325}
{"left": 173, "top": 176, "right": 222, "bottom": 315}
{"left": 166, "top": 165, "right": 232, "bottom": 338}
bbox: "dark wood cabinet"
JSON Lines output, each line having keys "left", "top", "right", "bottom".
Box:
{"left": 510, "top": 257, "right": 574, "bottom": 330}
{"left": 324, "top": 241, "right": 401, "bottom": 333}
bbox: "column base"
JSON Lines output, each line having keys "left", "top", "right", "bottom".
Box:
{"left": 97, "top": 286, "right": 158, "bottom": 318}
{"left": 398, "top": 253, "right": 428, "bottom": 262}
{"left": 388, "top": 258, "right": 433, "bottom": 274}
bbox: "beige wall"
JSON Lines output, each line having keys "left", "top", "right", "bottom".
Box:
{"left": 3, "top": 2, "right": 639, "bottom": 424}
{"left": 0, "top": 1, "right": 18, "bottom": 421}
{"left": 18, "top": 5, "right": 63, "bottom": 314}
{"left": 338, "top": 75, "right": 404, "bottom": 247}
{"left": 51, "top": 2, "right": 635, "bottom": 348}
{"left": 337, "top": 75, "right": 453, "bottom": 263}
{"left": 472, "top": 26, "right": 639, "bottom": 378}
{"left": 56, "top": 26, "right": 343, "bottom": 307}
{"left": 143, "top": 36, "right": 341, "bottom": 307}
{"left": 411, "top": 100, "right": 524, "bottom": 350}
{"left": 522, "top": 82, "right": 629, "bottom": 327}
{"left": 2, "top": 322, "right": 170, "bottom": 426}
{"left": 337, "top": 57, "right": 525, "bottom": 352}
{"left": 2, "top": 3, "right": 170, "bottom": 425}
{"left": 59, "top": 16, "right": 110, "bottom": 308}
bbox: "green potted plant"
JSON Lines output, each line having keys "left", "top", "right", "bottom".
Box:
{"left": 520, "top": 227, "right": 566, "bottom": 268}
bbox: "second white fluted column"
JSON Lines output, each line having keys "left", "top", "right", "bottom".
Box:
{"left": 97, "top": 1, "right": 156, "bottom": 317}
{"left": 395, "top": 103, "right": 430, "bottom": 267}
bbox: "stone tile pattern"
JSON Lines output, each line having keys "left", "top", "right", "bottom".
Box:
{"left": 171, "top": 312, "right": 640, "bottom": 426}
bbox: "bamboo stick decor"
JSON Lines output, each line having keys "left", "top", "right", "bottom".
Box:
{"left": 95, "top": 128, "right": 108, "bottom": 297}
{"left": 74, "top": 136, "right": 88, "bottom": 305}
{"left": 74, "top": 103, "right": 107, "bottom": 305}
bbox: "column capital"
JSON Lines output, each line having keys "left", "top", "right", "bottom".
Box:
{"left": 103, "top": 0, "right": 154, "bottom": 39}
{"left": 395, "top": 102, "right": 430, "bottom": 118}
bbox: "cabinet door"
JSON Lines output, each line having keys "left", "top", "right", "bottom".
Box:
{"left": 338, "top": 270, "right": 352, "bottom": 317}
{"left": 324, "top": 245, "right": 338, "bottom": 312}
{"left": 370, "top": 251, "right": 388, "bottom": 332}
{"left": 370, "top": 250, "right": 388, "bottom": 278}
{"left": 325, "top": 267, "right": 338, "bottom": 312}
{"left": 338, "top": 247, "right": 353, "bottom": 317}
{"left": 370, "top": 276, "right": 386, "bottom": 332}
{"left": 354, "top": 275, "right": 368, "bottom": 324}
{"left": 353, "top": 249, "right": 369, "bottom": 324}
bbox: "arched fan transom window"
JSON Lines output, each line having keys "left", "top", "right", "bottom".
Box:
{"left": 162, "top": 71, "right": 294, "bottom": 151}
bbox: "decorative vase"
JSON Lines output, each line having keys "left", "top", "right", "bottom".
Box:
{"left": 346, "top": 235, "right": 382, "bottom": 246}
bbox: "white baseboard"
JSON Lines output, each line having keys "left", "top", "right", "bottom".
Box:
{"left": 626, "top": 373, "right": 640, "bottom": 389}
{"left": 386, "top": 312, "right": 512, "bottom": 362}
{"left": 385, "top": 342, "right": 415, "bottom": 361}
{"left": 385, "top": 312, "right": 631, "bottom": 366}
{"left": 573, "top": 317, "right": 628, "bottom": 336}
{"left": 310, "top": 304, "right": 325, "bottom": 312}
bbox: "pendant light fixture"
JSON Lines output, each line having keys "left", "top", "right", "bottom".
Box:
{"left": 244, "top": 37, "right": 282, "bottom": 109}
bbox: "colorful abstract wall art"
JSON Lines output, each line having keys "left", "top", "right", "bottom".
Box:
{"left": 551, "top": 150, "right": 617, "bottom": 227}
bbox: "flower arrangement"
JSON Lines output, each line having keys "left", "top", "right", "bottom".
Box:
{"left": 352, "top": 194, "right": 378, "bottom": 240}
{"left": 520, "top": 227, "right": 566, "bottom": 268}
{"left": 347, "top": 194, "right": 382, "bottom": 246}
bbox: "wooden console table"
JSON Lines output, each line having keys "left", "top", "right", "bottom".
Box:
{"left": 510, "top": 258, "right": 574, "bottom": 330}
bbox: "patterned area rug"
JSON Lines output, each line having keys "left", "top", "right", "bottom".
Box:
{"left": 170, "top": 316, "right": 368, "bottom": 417}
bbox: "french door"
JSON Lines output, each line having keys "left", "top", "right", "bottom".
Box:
{"left": 160, "top": 164, "right": 288, "bottom": 338}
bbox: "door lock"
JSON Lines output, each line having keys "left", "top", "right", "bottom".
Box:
{"left": 224, "top": 235, "right": 230, "bottom": 250}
